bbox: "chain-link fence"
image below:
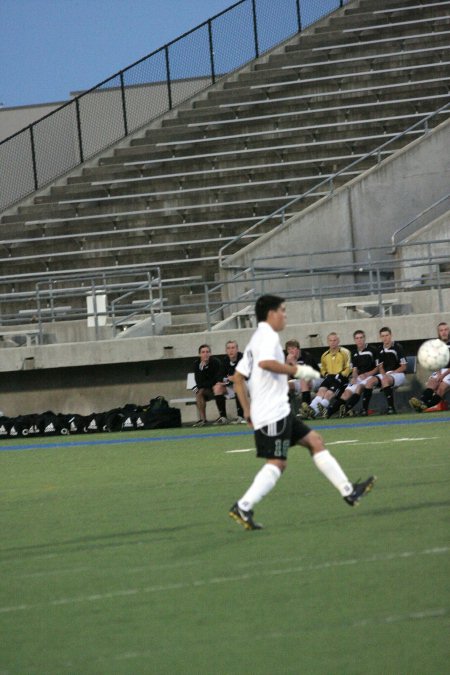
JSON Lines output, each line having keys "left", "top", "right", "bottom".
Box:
{"left": 0, "top": 0, "right": 346, "bottom": 212}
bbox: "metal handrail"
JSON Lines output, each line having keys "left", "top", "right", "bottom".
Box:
{"left": 218, "top": 101, "right": 450, "bottom": 267}
{"left": 391, "top": 192, "right": 450, "bottom": 252}
{"left": 0, "top": 0, "right": 347, "bottom": 213}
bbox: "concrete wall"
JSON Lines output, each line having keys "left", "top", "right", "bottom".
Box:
{"left": 0, "top": 310, "right": 448, "bottom": 418}
{"left": 0, "top": 102, "right": 66, "bottom": 142}
{"left": 222, "top": 117, "right": 450, "bottom": 279}
{"left": 397, "top": 210, "right": 450, "bottom": 283}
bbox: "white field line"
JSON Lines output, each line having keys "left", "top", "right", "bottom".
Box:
{"left": 97, "top": 607, "right": 447, "bottom": 661}
{"left": 226, "top": 448, "right": 254, "bottom": 453}
{"left": 0, "top": 546, "right": 447, "bottom": 615}
{"left": 19, "top": 566, "right": 91, "bottom": 579}
{"left": 227, "top": 436, "right": 440, "bottom": 453}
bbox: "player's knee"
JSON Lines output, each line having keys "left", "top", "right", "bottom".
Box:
{"left": 304, "top": 430, "right": 324, "bottom": 454}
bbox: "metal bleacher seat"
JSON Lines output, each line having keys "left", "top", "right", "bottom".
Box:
{"left": 2, "top": 0, "right": 449, "bottom": 331}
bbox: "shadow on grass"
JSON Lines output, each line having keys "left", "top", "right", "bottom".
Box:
{"left": 0, "top": 524, "right": 199, "bottom": 560}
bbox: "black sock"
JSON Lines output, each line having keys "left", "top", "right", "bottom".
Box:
{"left": 383, "top": 386, "right": 395, "bottom": 408}
{"left": 302, "top": 391, "right": 311, "bottom": 405}
{"left": 428, "top": 393, "right": 442, "bottom": 407}
{"left": 345, "top": 393, "right": 360, "bottom": 411}
{"left": 362, "top": 388, "right": 373, "bottom": 411}
{"left": 215, "top": 395, "right": 226, "bottom": 417}
{"left": 421, "top": 388, "right": 435, "bottom": 405}
{"left": 327, "top": 397, "right": 342, "bottom": 417}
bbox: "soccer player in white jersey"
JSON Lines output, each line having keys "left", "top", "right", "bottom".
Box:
{"left": 229, "top": 294, "right": 376, "bottom": 530}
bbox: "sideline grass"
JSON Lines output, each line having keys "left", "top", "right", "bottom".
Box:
{"left": 0, "top": 414, "right": 449, "bottom": 674}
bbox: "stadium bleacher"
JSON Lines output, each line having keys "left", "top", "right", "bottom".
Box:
{"left": 0, "top": 0, "right": 448, "bottom": 420}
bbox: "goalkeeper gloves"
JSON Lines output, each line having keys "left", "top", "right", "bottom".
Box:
{"left": 294, "top": 365, "right": 320, "bottom": 382}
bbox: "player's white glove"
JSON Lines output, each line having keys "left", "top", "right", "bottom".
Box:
{"left": 294, "top": 365, "right": 320, "bottom": 382}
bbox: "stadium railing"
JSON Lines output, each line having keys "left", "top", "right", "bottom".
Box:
{"left": 218, "top": 102, "right": 450, "bottom": 267}
{"left": 0, "top": 239, "right": 448, "bottom": 341}
{"left": 0, "top": 0, "right": 350, "bottom": 212}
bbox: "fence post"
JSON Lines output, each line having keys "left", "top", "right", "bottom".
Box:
{"left": 29, "top": 125, "right": 39, "bottom": 192}
{"left": 120, "top": 71, "right": 129, "bottom": 137}
{"left": 165, "top": 45, "right": 173, "bottom": 110}
{"left": 75, "top": 98, "right": 84, "bottom": 163}
{"left": 251, "top": 0, "right": 260, "bottom": 59}
{"left": 205, "top": 283, "right": 211, "bottom": 331}
{"left": 296, "top": 0, "right": 302, "bottom": 32}
{"left": 208, "top": 20, "right": 216, "bottom": 84}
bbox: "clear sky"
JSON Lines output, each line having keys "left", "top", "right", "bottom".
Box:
{"left": 0, "top": 0, "right": 235, "bottom": 108}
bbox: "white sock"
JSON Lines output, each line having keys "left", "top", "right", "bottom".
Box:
{"left": 313, "top": 450, "right": 353, "bottom": 497}
{"left": 238, "top": 463, "right": 282, "bottom": 511}
{"left": 310, "top": 396, "right": 320, "bottom": 413}
{"left": 320, "top": 398, "right": 330, "bottom": 409}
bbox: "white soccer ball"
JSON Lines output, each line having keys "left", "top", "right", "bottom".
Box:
{"left": 417, "top": 339, "right": 449, "bottom": 371}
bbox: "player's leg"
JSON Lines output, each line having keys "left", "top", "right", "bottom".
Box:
{"left": 301, "top": 379, "right": 312, "bottom": 406}
{"left": 308, "top": 387, "right": 326, "bottom": 417}
{"left": 316, "top": 388, "right": 335, "bottom": 418}
{"left": 410, "top": 371, "right": 445, "bottom": 411}
{"left": 380, "top": 374, "right": 396, "bottom": 413}
{"left": 229, "top": 417, "right": 291, "bottom": 530}
{"left": 194, "top": 388, "right": 208, "bottom": 425}
{"left": 361, "top": 376, "right": 377, "bottom": 415}
{"left": 211, "top": 384, "right": 228, "bottom": 423}
{"left": 298, "top": 423, "right": 376, "bottom": 506}
{"left": 325, "top": 384, "right": 357, "bottom": 418}
{"left": 341, "top": 383, "right": 363, "bottom": 416}
{"left": 383, "top": 372, "right": 405, "bottom": 413}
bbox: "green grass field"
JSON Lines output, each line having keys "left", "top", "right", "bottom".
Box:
{"left": 0, "top": 413, "right": 449, "bottom": 674}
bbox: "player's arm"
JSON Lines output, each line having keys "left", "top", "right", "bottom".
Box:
{"left": 366, "top": 363, "right": 379, "bottom": 377}
{"left": 340, "top": 349, "right": 352, "bottom": 378}
{"left": 259, "top": 359, "right": 319, "bottom": 380}
{"left": 319, "top": 353, "right": 327, "bottom": 377}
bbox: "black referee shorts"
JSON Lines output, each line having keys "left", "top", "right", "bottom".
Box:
{"left": 254, "top": 414, "right": 311, "bottom": 460}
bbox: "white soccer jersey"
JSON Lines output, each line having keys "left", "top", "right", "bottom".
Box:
{"left": 236, "top": 321, "right": 290, "bottom": 430}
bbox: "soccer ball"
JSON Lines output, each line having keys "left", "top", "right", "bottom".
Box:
{"left": 417, "top": 339, "right": 449, "bottom": 370}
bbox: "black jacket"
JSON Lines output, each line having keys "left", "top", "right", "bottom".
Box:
{"left": 194, "top": 356, "right": 224, "bottom": 389}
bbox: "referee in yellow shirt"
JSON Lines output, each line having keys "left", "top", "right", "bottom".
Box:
{"left": 302, "top": 332, "right": 352, "bottom": 419}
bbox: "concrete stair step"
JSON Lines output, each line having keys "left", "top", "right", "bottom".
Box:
{"left": 162, "top": 321, "right": 208, "bottom": 335}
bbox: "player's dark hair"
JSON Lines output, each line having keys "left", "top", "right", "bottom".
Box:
{"left": 353, "top": 330, "right": 365, "bottom": 339}
{"left": 255, "top": 294, "right": 285, "bottom": 323}
{"left": 285, "top": 339, "right": 300, "bottom": 350}
{"left": 198, "top": 343, "right": 211, "bottom": 353}
{"left": 379, "top": 326, "right": 391, "bottom": 335}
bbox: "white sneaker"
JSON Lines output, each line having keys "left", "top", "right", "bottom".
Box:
{"left": 232, "top": 416, "right": 247, "bottom": 424}
{"left": 213, "top": 416, "right": 229, "bottom": 425}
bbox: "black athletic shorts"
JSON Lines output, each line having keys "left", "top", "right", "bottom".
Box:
{"left": 254, "top": 414, "right": 311, "bottom": 460}
{"left": 320, "top": 374, "right": 348, "bottom": 394}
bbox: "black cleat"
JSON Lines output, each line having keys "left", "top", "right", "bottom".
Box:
{"left": 344, "top": 476, "right": 377, "bottom": 507}
{"left": 359, "top": 409, "right": 368, "bottom": 416}
{"left": 301, "top": 402, "right": 314, "bottom": 419}
{"left": 317, "top": 402, "right": 328, "bottom": 419}
{"left": 339, "top": 404, "right": 346, "bottom": 418}
{"left": 229, "top": 502, "right": 263, "bottom": 530}
{"left": 387, "top": 407, "right": 396, "bottom": 415}
{"left": 409, "top": 397, "right": 427, "bottom": 413}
